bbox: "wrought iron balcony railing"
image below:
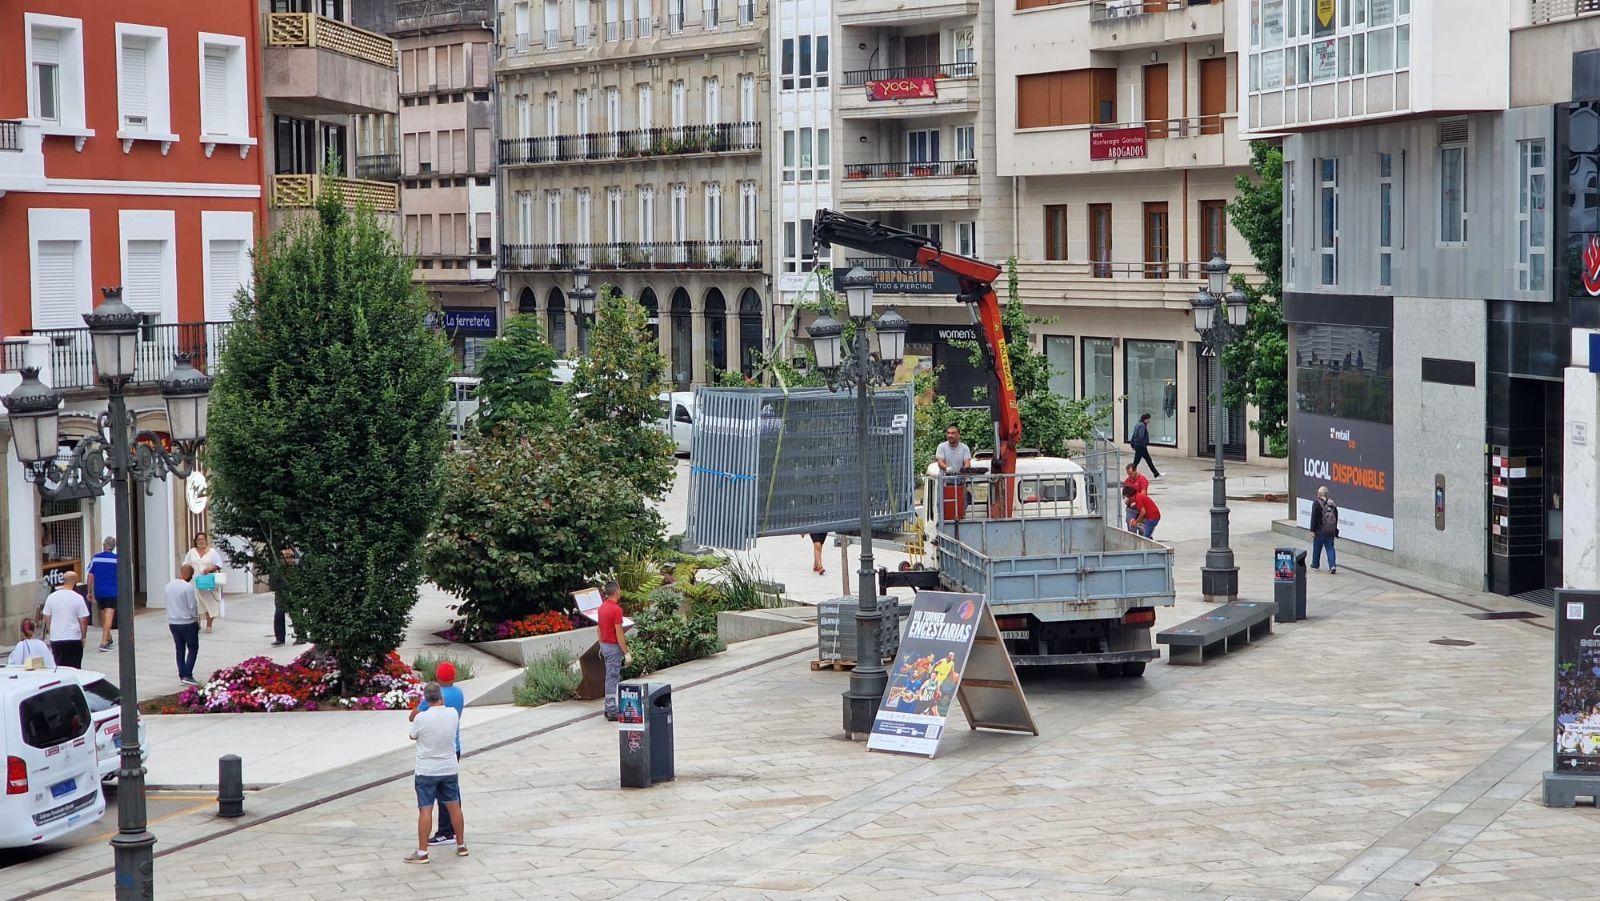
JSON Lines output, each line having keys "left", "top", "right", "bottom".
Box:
{"left": 501, "top": 240, "right": 763, "bottom": 271}
{"left": 842, "top": 159, "right": 979, "bottom": 180}
{"left": 499, "top": 122, "right": 761, "bottom": 165}
{"left": 841, "top": 62, "right": 977, "bottom": 87}
{"left": 23, "top": 322, "right": 234, "bottom": 391}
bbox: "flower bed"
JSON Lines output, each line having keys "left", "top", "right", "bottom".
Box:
{"left": 174, "top": 650, "right": 422, "bottom": 713}
{"left": 441, "top": 610, "right": 576, "bottom": 643}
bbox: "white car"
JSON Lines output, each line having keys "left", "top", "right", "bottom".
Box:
{"left": 0, "top": 668, "right": 106, "bottom": 848}
{"left": 69, "top": 670, "right": 147, "bottom": 782}
{"left": 656, "top": 391, "right": 694, "bottom": 455}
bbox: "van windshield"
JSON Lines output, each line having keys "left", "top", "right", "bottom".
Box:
{"left": 19, "top": 685, "right": 91, "bottom": 749}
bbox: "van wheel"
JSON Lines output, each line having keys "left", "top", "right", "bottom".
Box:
{"left": 1096, "top": 663, "right": 1121, "bottom": 678}
{"left": 1120, "top": 662, "right": 1146, "bottom": 678}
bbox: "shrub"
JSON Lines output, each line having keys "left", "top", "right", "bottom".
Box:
{"left": 412, "top": 652, "right": 479, "bottom": 683}
{"left": 623, "top": 588, "right": 723, "bottom": 679}
{"left": 513, "top": 649, "right": 582, "bottom": 706}
{"left": 710, "top": 556, "right": 784, "bottom": 612}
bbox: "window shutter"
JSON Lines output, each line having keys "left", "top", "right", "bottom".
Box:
{"left": 122, "top": 41, "right": 149, "bottom": 124}
{"left": 33, "top": 33, "right": 60, "bottom": 65}
{"left": 207, "top": 240, "right": 243, "bottom": 322}
{"left": 1438, "top": 117, "right": 1469, "bottom": 145}
{"left": 34, "top": 241, "right": 80, "bottom": 330}
{"left": 203, "top": 49, "right": 229, "bottom": 135}
{"left": 124, "top": 241, "right": 165, "bottom": 317}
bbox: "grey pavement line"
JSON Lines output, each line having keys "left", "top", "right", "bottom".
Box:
{"left": 1308, "top": 717, "right": 1552, "bottom": 900}
{"left": 9, "top": 641, "right": 817, "bottom": 901}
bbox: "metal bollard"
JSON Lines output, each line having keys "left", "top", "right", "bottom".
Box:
{"left": 217, "top": 755, "right": 244, "bottom": 818}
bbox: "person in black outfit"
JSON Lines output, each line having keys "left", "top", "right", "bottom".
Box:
{"left": 269, "top": 547, "right": 303, "bottom": 647}
{"left": 1130, "top": 412, "right": 1161, "bottom": 479}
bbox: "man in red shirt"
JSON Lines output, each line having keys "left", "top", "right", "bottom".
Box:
{"left": 1122, "top": 464, "right": 1149, "bottom": 530}
{"left": 597, "top": 580, "right": 631, "bottom": 721}
{"left": 1122, "top": 486, "right": 1161, "bottom": 539}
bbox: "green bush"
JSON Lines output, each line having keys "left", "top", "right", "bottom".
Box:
{"left": 710, "top": 557, "right": 784, "bottom": 612}
{"left": 513, "top": 649, "right": 582, "bottom": 706}
{"left": 412, "top": 652, "right": 478, "bottom": 683}
{"left": 623, "top": 589, "right": 723, "bottom": 680}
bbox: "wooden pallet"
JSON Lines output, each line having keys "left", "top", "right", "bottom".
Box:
{"left": 811, "top": 658, "right": 857, "bottom": 672}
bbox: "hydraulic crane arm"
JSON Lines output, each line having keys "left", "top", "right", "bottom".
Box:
{"left": 813, "top": 209, "right": 1023, "bottom": 502}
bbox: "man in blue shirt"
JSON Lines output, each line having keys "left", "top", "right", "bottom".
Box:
{"left": 86, "top": 538, "right": 119, "bottom": 653}
{"left": 414, "top": 661, "right": 465, "bottom": 846}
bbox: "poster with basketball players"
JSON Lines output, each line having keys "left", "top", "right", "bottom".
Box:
{"left": 867, "top": 591, "right": 983, "bottom": 756}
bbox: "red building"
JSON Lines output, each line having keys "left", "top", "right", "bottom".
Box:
{"left": 0, "top": 0, "right": 266, "bottom": 626}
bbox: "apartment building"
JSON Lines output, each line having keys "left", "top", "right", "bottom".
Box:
{"left": 768, "top": 0, "right": 834, "bottom": 337}
{"left": 0, "top": 0, "right": 264, "bottom": 630}
{"left": 392, "top": 1, "right": 501, "bottom": 372}
{"left": 991, "top": 0, "right": 1256, "bottom": 464}
{"left": 828, "top": 0, "right": 1014, "bottom": 403}
{"left": 1248, "top": 0, "right": 1593, "bottom": 601}
{"left": 496, "top": 0, "right": 770, "bottom": 389}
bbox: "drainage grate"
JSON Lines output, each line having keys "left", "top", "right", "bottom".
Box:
{"left": 1469, "top": 610, "right": 1544, "bottom": 621}
{"left": 1429, "top": 638, "right": 1477, "bottom": 647}
{"left": 1514, "top": 588, "right": 1557, "bottom": 608}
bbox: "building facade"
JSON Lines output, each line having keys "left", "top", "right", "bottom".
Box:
{"left": 768, "top": 0, "right": 833, "bottom": 340}
{"left": 496, "top": 0, "right": 771, "bottom": 388}
{"left": 0, "top": 0, "right": 265, "bottom": 631}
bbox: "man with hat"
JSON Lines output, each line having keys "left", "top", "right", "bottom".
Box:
{"left": 412, "top": 661, "right": 465, "bottom": 847}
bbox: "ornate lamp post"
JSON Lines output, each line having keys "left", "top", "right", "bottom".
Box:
{"left": 2, "top": 287, "right": 212, "bottom": 901}
{"left": 573, "top": 262, "right": 597, "bottom": 354}
{"left": 1191, "top": 255, "right": 1250, "bottom": 602}
{"left": 805, "top": 267, "right": 908, "bottom": 737}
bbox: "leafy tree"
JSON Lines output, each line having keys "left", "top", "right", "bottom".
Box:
{"left": 1226, "top": 141, "right": 1290, "bottom": 455}
{"left": 207, "top": 195, "right": 450, "bottom": 677}
{"left": 472, "top": 314, "right": 566, "bottom": 435}
{"left": 570, "top": 288, "right": 676, "bottom": 500}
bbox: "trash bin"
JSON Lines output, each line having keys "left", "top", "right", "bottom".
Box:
{"left": 617, "top": 682, "right": 651, "bottom": 788}
{"left": 645, "top": 683, "right": 674, "bottom": 783}
{"left": 1274, "top": 548, "right": 1308, "bottom": 623}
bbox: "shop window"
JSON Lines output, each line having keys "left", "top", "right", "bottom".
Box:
{"left": 1516, "top": 139, "right": 1546, "bottom": 291}
{"left": 1081, "top": 337, "right": 1114, "bottom": 425}
{"left": 1046, "top": 336, "right": 1074, "bottom": 400}
{"left": 41, "top": 494, "right": 86, "bottom": 593}
{"left": 1125, "top": 340, "right": 1178, "bottom": 447}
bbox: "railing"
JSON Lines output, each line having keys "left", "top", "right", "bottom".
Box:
{"left": 266, "top": 13, "right": 397, "bottom": 69}
{"left": 271, "top": 173, "right": 400, "bottom": 211}
{"left": 24, "top": 322, "right": 234, "bottom": 391}
{"left": 669, "top": 11, "right": 684, "bottom": 31}
{"left": 0, "top": 120, "right": 20, "bottom": 152}
{"left": 499, "top": 122, "right": 760, "bottom": 165}
{"left": 639, "top": 16, "right": 655, "bottom": 36}
{"left": 394, "top": 1, "right": 496, "bottom": 30}
{"left": 842, "top": 160, "right": 979, "bottom": 179}
{"left": 1531, "top": 0, "right": 1600, "bottom": 22}
{"left": 703, "top": 1, "right": 720, "bottom": 28}
{"left": 355, "top": 152, "right": 400, "bottom": 181}
{"left": 545, "top": 28, "right": 559, "bottom": 48}
{"left": 1081, "top": 259, "right": 1214, "bottom": 280}
{"left": 1089, "top": 0, "right": 1208, "bottom": 21}
{"left": 1, "top": 339, "right": 29, "bottom": 372}
{"left": 1092, "top": 115, "right": 1227, "bottom": 139}
{"left": 605, "top": 19, "right": 621, "bottom": 40}
{"left": 842, "top": 62, "right": 978, "bottom": 86}
{"left": 575, "top": 26, "right": 591, "bottom": 46}
{"left": 502, "top": 240, "right": 763, "bottom": 271}
{"left": 739, "top": 0, "right": 756, "bottom": 23}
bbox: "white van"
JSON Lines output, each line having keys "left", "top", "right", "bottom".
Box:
{"left": 921, "top": 455, "right": 1091, "bottom": 544}
{"left": 0, "top": 669, "right": 106, "bottom": 848}
{"left": 70, "top": 670, "right": 146, "bottom": 782}
{"left": 656, "top": 391, "right": 695, "bottom": 455}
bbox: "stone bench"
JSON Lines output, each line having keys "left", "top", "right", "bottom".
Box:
{"left": 1156, "top": 601, "right": 1275, "bottom": 665}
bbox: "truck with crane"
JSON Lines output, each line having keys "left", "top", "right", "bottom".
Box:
{"left": 812, "top": 209, "right": 1175, "bottom": 676}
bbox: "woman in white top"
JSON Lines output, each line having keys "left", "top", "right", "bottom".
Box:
{"left": 182, "top": 532, "right": 225, "bottom": 633}
{"left": 6, "top": 619, "right": 55, "bottom": 667}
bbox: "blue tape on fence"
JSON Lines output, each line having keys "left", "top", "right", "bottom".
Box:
{"left": 691, "top": 465, "right": 756, "bottom": 481}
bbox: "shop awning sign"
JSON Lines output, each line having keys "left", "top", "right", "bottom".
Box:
{"left": 441, "top": 308, "right": 498, "bottom": 335}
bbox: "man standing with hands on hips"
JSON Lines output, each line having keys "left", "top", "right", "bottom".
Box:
{"left": 598, "top": 580, "right": 631, "bottom": 721}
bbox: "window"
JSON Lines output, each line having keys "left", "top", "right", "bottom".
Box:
{"left": 606, "top": 187, "right": 624, "bottom": 245}
{"left": 575, "top": 89, "right": 589, "bottom": 132}
{"left": 799, "top": 128, "right": 814, "bottom": 181}
{"left": 799, "top": 36, "right": 812, "bottom": 88}
{"left": 1017, "top": 69, "right": 1117, "bottom": 129}
{"left": 116, "top": 24, "right": 172, "bottom": 138}
{"left": 120, "top": 210, "right": 178, "bottom": 329}
{"left": 704, "top": 182, "right": 722, "bottom": 242}
{"left": 782, "top": 130, "right": 795, "bottom": 182}
{"left": 953, "top": 28, "right": 975, "bottom": 76}
{"left": 954, "top": 126, "right": 975, "bottom": 162}
{"left": 1200, "top": 200, "right": 1227, "bottom": 260}
{"left": 816, "top": 36, "right": 830, "bottom": 88}
{"left": 637, "top": 84, "right": 653, "bottom": 131}
{"left": 546, "top": 189, "right": 563, "bottom": 245}
{"left": 669, "top": 0, "right": 686, "bottom": 32}
{"left": 1081, "top": 337, "right": 1114, "bottom": 423}
{"left": 816, "top": 128, "right": 830, "bottom": 180}
{"left": 1518, "top": 140, "right": 1547, "bottom": 292}
{"left": 783, "top": 221, "right": 797, "bottom": 272}
{"left": 1089, "top": 203, "right": 1112, "bottom": 277}
{"left": 1045, "top": 206, "right": 1068, "bottom": 260}
{"left": 958, "top": 222, "right": 976, "bottom": 257}
{"left": 546, "top": 92, "right": 559, "bottom": 136}
{"left": 1046, "top": 336, "right": 1074, "bottom": 400}
{"left": 575, "top": 188, "right": 592, "bottom": 244}
{"left": 605, "top": 86, "right": 621, "bottom": 152}
{"left": 639, "top": 185, "right": 656, "bottom": 243}
{"left": 605, "top": 0, "right": 620, "bottom": 41}
{"left": 19, "top": 687, "right": 90, "bottom": 751}
{"left": 1284, "top": 160, "right": 1296, "bottom": 278}
{"left": 546, "top": 0, "right": 560, "bottom": 47}
{"left": 1143, "top": 202, "right": 1169, "bottom": 280}
{"left": 670, "top": 183, "right": 688, "bottom": 246}
{"left": 1378, "top": 152, "right": 1393, "bottom": 288}
{"left": 202, "top": 210, "right": 253, "bottom": 323}
{"left": 910, "top": 223, "right": 943, "bottom": 245}
{"left": 703, "top": 77, "right": 720, "bottom": 125}
{"left": 1125, "top": 340, "right": 1178, "bottom": 447}
{"left": 27, "top": 15, "right": 87, "bottom": 132}
{"left": 33, "top": 34, "right": 61, "bottom": 122}
{"left": 739, "top": 74, "right": 756, "bottom": 123}
{"left": 907, "top": 129, "right": 940, "bottom": 163}
{"left": 781, "top": 39, "right": 794, "bottom": 90}
{"left": 703, "top": 0, "right": 720, "bottom": 30}
{"left": 198, "top": 35, "right": 249, "bottom": 141}
{"left": 739, "top": 181, "right": 757, "bottom": 264}
{"left": 515, "top": 190, "right": 533, "bottom": 242}
{"left": 1439, "top": 144, "right": 1467, "bottom": 244}
{"left": 29, "top": 209, "right": 93, "bottom": 332}
{"left": 670, "top": 81, "right": 686, "bottom": 129}
{"left": 1318, "top": 157, "right": 1338, "bottom": 285}
{"left": 575, "top": 0, "right": 591, "bottom": 45}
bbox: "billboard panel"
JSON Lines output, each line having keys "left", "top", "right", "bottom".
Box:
{"left": 1294, "top": 411, "right": 1395, "bottom": 550}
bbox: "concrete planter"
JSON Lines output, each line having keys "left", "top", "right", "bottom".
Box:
{"left": 472, "top": 626, "right": 599, "bottom": 668}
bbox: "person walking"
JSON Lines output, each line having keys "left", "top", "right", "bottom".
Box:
{"left": 1129, "top": 413, "right": 1161, "bottom": 479}
{"left": 41, "top": 572, "right": 89, "bottom": 669}
{"left": 6, "top": 620, "right": 55, "bottom": 668}
{"left": 416, "top": 662, "right": 466, "bottom": 847}
{"left": 1122, "top": 463, "right": 1149, "bottom": 530}
{"left": 182, "top": 532, "right": 225, "bottom": 633}
{"left": 269, "top": 547, "right": 301, "bottom": 648}
{"left": 1310, "top": 486, "right": 1340, "bottom": 574}
{"left": 87, "top": 537, "right": 120, "bottom": 653}
{"left": 1123, "top": 485, "right": 1161, "bottom": 539}
{"left": 405, "top": 682, "right": 466, "bottom": 864}
{"left": 809, "top": 533, "right": 828, "bottom": 576}
{"left": 166, "top": 564, "right": 201, "bottom": 686}
{"left": 597, "top": 580, "right": 631, "bottom": 721}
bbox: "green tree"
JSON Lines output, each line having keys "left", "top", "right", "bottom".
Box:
{"left": 570, "top": 288, "right": 676, "bottom": 500}
{"left": 472, "top": 314, "right": 566, "bottom": 435}
{"left": 207, "top": 195, "right": 450, "bottom": 676}
{"left": 1226, "top": 140, "right": 1289, "bottom": 455}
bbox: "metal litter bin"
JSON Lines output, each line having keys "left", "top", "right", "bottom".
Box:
{"left": 645, "top": 682, "right": 674, "bottom": 783}
{"left": 1274, "top": 548, "right": 1307, "bottom": 623}
{"left": 617, "top": 682, "right": 651, "bottom": 788}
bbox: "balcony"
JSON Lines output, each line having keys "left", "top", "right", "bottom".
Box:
{"left": 1088, "top": 0, "right": 1226, "bottom": 51}
{"left": 499, "top": 122, "right": 761, "bottom": 166}
{"left": 1014, "top": 260, "right": 1264, "bottom": 311}
{"left": 356, "top": 153, "right": 401, "bottom": 182}
{"left": 24, "top": 322, "right": 233, "bottom": 392}
{"left": 838, "top": 0, "right": 976, "bottom": 28}
{"left": 264, "top": 13, "right": 399, "bottom": 115}
{"left": 1004, "top": 115, "right": 1247, "bottom": 177}
{"left": 0, "top": 119, "right": 46, "bottom": 195}
{"left": 838, "top": 64, "right": 980, "bottom": 119}
{"left": 1531, "top": 0, "right": 1600, "bottom": 23}
{"left": 501, "top": 240, "right": 763, "bottom": 271}
{"left": 838, "top": 159, "right": 981, "bottom": 211}
{"left": 271, "top": 173, "right": 400, "bottom": 211}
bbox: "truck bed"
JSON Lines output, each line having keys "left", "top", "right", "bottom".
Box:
{"left": 936, "top": 515, "right": 1175, "bottom": 617}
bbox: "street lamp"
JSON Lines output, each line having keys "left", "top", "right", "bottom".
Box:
{"left": 805, "top": 266, "right": 906, "bottom": 737}
{"left": 573, "top": 262, "right": 597, "bottom": 354}
{"left": 1190, "top": 255, "right": 1249, "bottom": 603}
{"left": 2, "top": 286, "right": 211, "bottom": 901}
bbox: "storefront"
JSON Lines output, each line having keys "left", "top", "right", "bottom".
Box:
{"left": 435, "top": 307, "right": 498, "bottom": 373}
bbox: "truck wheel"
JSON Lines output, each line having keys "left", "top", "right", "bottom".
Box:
{"left": 1120, "top": 662, "right": 1146, "bottom": 678}
{"left": 1096, "top": 663, "right": 1121, "bottom": 678}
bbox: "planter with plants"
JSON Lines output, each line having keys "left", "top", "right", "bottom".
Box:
{"left": 881, "top": 168, "right": 901, "bottom": 178}
{"left": 846, "top": 167, "right": 867, "bottom": 180}
{"left": 953, "top": 162, "right": 977, "bottom": 176}
{"left": 718, "top": 248, "right": 741, "bottom": 269}
{"left": 911, "top": 165, "right": 936, "bottom": 177}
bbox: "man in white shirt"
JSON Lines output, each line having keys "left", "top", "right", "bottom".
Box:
{"left": 41, "top": 572, "right": 90, "bottom": 669}
{"left": 405, "top": 682, "right": 465, "bottom": 863}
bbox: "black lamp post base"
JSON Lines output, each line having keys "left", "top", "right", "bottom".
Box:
{"left": 1201, "top": 565, "right": 1239, "bottom": 603}
{"left": 111, "top": 829, "right": 157, "bottom": 900}
{"left": 842, "top": 688, "right": 883, "bottom": 740}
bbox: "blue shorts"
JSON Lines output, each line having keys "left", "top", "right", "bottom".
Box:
{"left": 414, "top": 774, "right": 461, "bottom": 809}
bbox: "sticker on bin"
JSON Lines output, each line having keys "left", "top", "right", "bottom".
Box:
{"left": 616, "top": 685, "right": 646, "bottom": 733}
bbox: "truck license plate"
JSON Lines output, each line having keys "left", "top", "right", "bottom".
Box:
{"left": 51, "top": 778, "right": 76, "bottom": 799}
{"left": 1000, "top": 630, "right": 1029, "bottom": 640}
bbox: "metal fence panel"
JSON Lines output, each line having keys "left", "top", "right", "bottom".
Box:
{"left": 687, "top": 386, "right": 915, "bottom": 550}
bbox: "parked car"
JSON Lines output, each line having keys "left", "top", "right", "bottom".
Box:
{"left": 68, "top": 670, "right": 146, "bottom": 783}
{"left": 0, "top": 668, "right": 106, "bottom": 848}
{"left": 656, "top": 391, "right": 694, "bottom": 455}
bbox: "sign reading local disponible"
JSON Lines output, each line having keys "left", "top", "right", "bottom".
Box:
{"left": 867, "top": 77, "right": 937, "bottom": 101}
{"left": 441, "top": 308, "right": 498, "bottom": 335}
{"left": 1089, "top": 127, "right": 1147, "bottom": 161}
{"left": 1555, "top": 590, "right": 1600, "bottom": 774}
{"left": 1295, "top": 411, "right": 1395, "bottom": 550}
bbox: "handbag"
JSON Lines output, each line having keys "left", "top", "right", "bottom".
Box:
{"left": 195, "top": 573, "right": 217, "bottom": 591}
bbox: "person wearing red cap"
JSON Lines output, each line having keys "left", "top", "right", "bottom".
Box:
{"left": 6, "top": 619, "right": 55, "bottom": 667}
{"left": 412, "top": 660, "right": 466, "bottom": 846}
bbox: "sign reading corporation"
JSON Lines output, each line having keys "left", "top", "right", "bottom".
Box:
{"left": 1294, "top": 411, "right": 1395, "bottom": 550}
{"left": 834, "top": 266, "right": 961, "bottom": 296}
